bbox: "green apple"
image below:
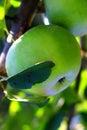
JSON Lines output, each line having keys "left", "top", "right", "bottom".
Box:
{"left": 44, "top": 0, "right": 87, "bottom": 36}
{"left": 5, "top": 25, "right": 81, "bottom": 96}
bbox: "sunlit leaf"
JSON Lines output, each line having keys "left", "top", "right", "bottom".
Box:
{"left": 10, "top": 0, "right": 21, "bottom": 7}
{"left": 22, "top": 125, "right": 31, "bottom": 130}
{"left": 9, "top": 101, "right": 21, "bottom": 116}
{"left": 0, "top": 5, "right": 5, "bottom": 20}
{"left": 76, "top": 100, "right": 87, "bottom": 113}
{"left": 35, "top": 107, "right": 45, "bottom": 118}
{"left": 0, "top": 0, "right": 7, "bottom": 38}
{"left": 6, "top": 0, "right": 21, "bottom": 17}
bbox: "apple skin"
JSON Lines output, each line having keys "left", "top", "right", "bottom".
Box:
{"left": 5, "top": 25, "right": 81, "bottom": 96}
{"left": 44, "top": 0, "right": 87, "bottom": 36}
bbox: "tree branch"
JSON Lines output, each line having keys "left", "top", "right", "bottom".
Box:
{"left": 0, "top": 0, "right": 40, "bottom": 74}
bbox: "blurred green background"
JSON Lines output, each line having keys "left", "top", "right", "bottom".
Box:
{"left": 0, "top": 67, "right": 87, "bottom": 130}
{"left": 0, "top": 0, "right": 87, "bottom": 130}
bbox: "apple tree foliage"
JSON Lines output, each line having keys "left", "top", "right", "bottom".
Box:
{"left": 0, "top": 0, "right": 87, "bottom": 130}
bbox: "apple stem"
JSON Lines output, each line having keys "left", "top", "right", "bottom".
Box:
{"left": 0, "top": 0, "right": 40, "bottom": 74}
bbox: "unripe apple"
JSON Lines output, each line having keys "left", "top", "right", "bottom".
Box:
{"left": 5, "top": 25, "right": 81, "bottom": 96}
{"left": 44, "top": 0, "right": 87, "bottom": 36}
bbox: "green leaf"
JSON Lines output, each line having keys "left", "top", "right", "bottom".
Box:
{"left": 0, "top": 61, "right": 55, "bottom": 89}
{"left": 6, "top": 0, "right": 21, "bottom": 17}
{"left": 7, "top": 61, "right": 54, "bottom": 89}
{"left": 76, "top": 100, "right": 87, "bottom": 113}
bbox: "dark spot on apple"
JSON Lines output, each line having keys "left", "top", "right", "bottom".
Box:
{"left": 57, "top": 77, "right": 65, "bottom": 84}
